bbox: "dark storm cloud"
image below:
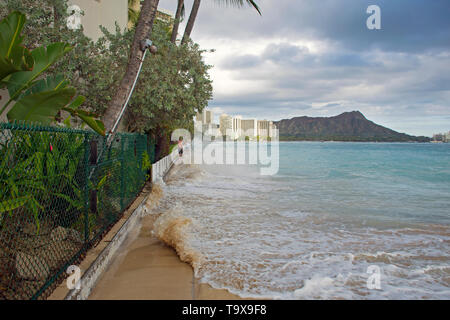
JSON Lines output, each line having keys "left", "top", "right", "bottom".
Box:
{"left": 221, "top": 54, "right": 262, "bottom": 69}
{"left": 190, "top": 0, "right": 450, "bottom": 53}
{"left": 158, "top": 0, "right": 450, "bottom": 136}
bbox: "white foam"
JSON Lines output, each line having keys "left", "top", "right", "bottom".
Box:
{"left": 152, "top": 163, "right": 450, "bottom": 300}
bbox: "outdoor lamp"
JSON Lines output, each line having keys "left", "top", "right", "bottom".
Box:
{"left": 140, "top": 39, "right": 157, "bottom": 54}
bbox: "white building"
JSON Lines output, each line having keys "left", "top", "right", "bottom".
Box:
{"left": 219, "top": 114, "right": 233, "bottom": 138}
{"left": 241, "top": 119, "right": 258, "bottom": 140}
{"left": 68, "top": 0, "right": 128, "bottom": 41}
{"left": 196, "top": 109, "right": 218, "bottom": 135}
{"left": 257, "top": 120, "right": 270, "bottom": 138}
{"left": 216, "top": 113, "right": 277, "bottom": 141}
{"left": 196, "top": 109, "right": 214, "bottom": 124}
{"left": 232, "top": 115, "right": 242, "bottom": 140}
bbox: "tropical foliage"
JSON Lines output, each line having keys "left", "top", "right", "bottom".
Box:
{"left": 125, "top": 20, "right": 213, "bottom": 134}
{"left": 0, "top": 11, "right": 105, "bottom": 135}
{"left": 0, "top": 128, "right": 86, "bottom": 232}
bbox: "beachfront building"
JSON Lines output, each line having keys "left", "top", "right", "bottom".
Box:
{"left": 257, "top": 120, "right": 278, "bottom": 139}
{"left": 257, "top": 120, "right": 271, "bottom": 139}
{"left": 219, "top": 114, "right": 233, "bottom": 138}
{"left": 197, "top": 109, "right": 213, "bottom": 124}
{"left": 433, "top": 133, "right": 445, "bottom": 142}
{"left": 209, "top": 113, "right": 276, "bottom": 140}
{"left": 196, "top": 109, "right": 218, "bottom": 135}
{"left": 270, "top": 122, "right": 278, "bottom": 138}
{"left": 241, "top": 119, "right": 258, "bottom": 140}
{"left": 232, "top": 116, "right": 242, "bottom": 140}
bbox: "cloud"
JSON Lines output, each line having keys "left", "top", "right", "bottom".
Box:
{"left": 158, "top": 0, "right": 450, "bottom": 136}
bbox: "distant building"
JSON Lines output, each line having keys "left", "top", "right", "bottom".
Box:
{"left": 219, "top": 114, "right": 233, "bottom": 138}
{"left": 156, "top": 8, "right": 175, "bottom": 25}
{"left": 199, "top": 111, "right": 277, "bottom": 140}
{"left": 257, "top": 120, "right": 271, "bottom": 138}
{"left": 433, "top": 133, "right": 444, "bottom": 142}
{"left": 232, "top": 116, "right": 242, "bottom": 139}
{"left": 128, "top": 1, "right": 174, "bottom": 29}
{"left": 241, "top": 119, "right": 258, "bottom": 140}
{"left": 196, "top": 109, "right": 213, "bottom": 124}
{"left": 432, "top": 132, "right": 450, "bottom": 143}
{"left": 196, "top": 109, "right": 217, "bottom": 135}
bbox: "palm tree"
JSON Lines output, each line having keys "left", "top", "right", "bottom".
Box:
{"left": 181, "top": 0, "right": 261, "bottom": 45}
{"left": 170, "top": 0, "right": 185, "bottom": 44}
{"left": 102, "top": 0, "right": 160, "bottom": 134}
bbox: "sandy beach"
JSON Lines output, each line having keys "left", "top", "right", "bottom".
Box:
{"left": 89, "top": 213, "right": 243, "bottom": 300}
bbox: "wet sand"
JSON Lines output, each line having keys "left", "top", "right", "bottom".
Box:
{"left": 89, "top": 213, "right": 243, "bottom": 300}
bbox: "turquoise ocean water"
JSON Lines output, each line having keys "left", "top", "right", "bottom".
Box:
{"left": 155, "top": 142, "right": 450, "bottom": 299}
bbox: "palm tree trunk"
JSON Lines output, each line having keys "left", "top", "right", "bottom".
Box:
{"left": 154, "top": 126, "right": 170, "bottom": 161}
{"left": 181, "top": 0, "right": 201, "bottom": 45}
{"left": 170, "top": 0, "right": 184, "bottom": 44}
{"left": 102, "top": 0, "right": 160, "bottom": 134}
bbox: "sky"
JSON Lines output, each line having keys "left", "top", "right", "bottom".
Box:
{"left": 158, "top": 0, "right": 450, "bottom": 137}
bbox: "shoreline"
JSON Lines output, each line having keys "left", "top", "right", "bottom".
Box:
{"left": 88, "top": 212, "right": 244, "bottom": 300}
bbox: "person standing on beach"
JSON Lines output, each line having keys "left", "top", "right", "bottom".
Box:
{"left": 178, "top": 137, "right": 183, "bottom": 157}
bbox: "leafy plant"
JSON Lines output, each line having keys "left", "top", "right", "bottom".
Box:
{"left": 0, "top": 10, "right": 33, "bottom": 83}
{"left": 0, "top": 11, "right": 105, "bottom": 135}
{"left": 0, "top": 127, "right": 87, "bottom": 233}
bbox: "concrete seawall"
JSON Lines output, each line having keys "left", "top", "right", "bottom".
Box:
{"left": 58, "top": 150, "right": 180, "bottom": 300}
{"left": 151, "top": 149, "right": 178, "bottom": 183}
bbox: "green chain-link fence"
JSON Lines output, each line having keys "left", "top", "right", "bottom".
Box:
{"left": 0, "top": 122, "right": 154, "bottom": 300}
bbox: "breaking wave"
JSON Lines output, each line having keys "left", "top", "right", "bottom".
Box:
{"left": 153, "top": 206, "right": 205, "bottom": 271}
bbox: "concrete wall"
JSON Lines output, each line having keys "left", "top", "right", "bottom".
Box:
{"left": 69, "top": 0, "right": 128, "bottom": 41}
{"left": 64, "top": 147, "right": 180, "bottom": 300}
{"left": 151, "top": 148, "right": 179, "bottom": 183}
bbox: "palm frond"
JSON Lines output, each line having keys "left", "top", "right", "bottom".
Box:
{"left": 214, "top": 0, "right": 261, "bottom": 15}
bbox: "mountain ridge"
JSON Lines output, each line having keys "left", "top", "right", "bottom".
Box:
{"left": 274, "top": 111, "right": 430, "bottom": 142}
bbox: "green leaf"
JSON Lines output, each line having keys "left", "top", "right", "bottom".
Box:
{"left": 0, "top": 12, "right": 25, "bottom": 58}
{"left": 7, "top": 87, "right": 76, "bottom": 124}
{"left": 0, "top": 48, "right": 33, "bottom": 82}
{"left": 6, "top": 42, "right": 73, "bottom": 102}
{"left": 67, "top": 95, "right": 86, "bottom": 110}
{"left": 63, "top": 105, "right": 106, "bottom": 136}
{"left": 19, "top": 74, "right": 68, "bottom": 98}
{"left": 0, "top": 195, "right": 30, "bottom": 213}
{"left": 63, "top": 115, "right": 72, "bottom": 127}
{"left": 96, "top": 175, "right": 108, "bottom": 190}
{"left": 77, "top": 112, "right": 106, "bottom": 136}
{"left": 0, "top": 12, "right": 34, "bottom": 81}
{"left": 53, "top": 192, "right": 83, "bottom": 210}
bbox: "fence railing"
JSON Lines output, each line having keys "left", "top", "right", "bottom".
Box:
{"left": 0, "top": 122, "right": 155, "bottom": 300}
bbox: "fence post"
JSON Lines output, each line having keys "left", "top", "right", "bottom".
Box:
{"left": 89, "top": 140, "right": 98, "bottom": 215}
{"left": 83, "top": 134, "right": 91, "bottom": 244}
{"left": 120, "top": 136, "right": 125, "bottom": 211}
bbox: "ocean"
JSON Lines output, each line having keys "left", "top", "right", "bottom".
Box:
{"left": 152, "top": 142, "right": 450, "bottom": 299}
